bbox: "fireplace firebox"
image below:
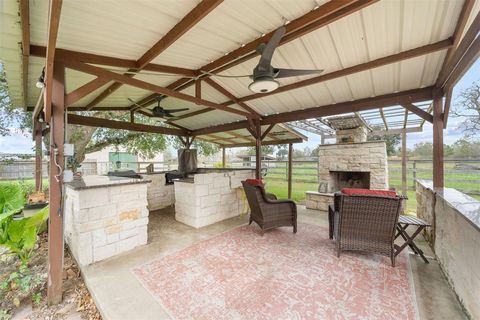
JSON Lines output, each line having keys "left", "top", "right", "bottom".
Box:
{"left": 329, "top": 171, "right": 370, "bottom": 192}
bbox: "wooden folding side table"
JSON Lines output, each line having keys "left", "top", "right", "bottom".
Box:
{"left": 394, "top": 215, "right": 431, "bottom": 263}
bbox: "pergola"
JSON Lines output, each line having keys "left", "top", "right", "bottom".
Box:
{"left": 1, "top": 0, "right": 479, "bottom": 305}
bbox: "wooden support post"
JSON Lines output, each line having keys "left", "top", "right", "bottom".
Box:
{"left": 401, "top": 130, "right": 407, "bottom": 195}
{"left": 34, "top": 121, "right": 43, "bottom": 192}
{"left": 47, "top": 61, "right": 65, "bottom": 305}
{"left": 222, "top": 147, "right": 226, "bottom": 168}
{"left": 433, "top": 96, "right": 444, "bottom": 188}
{"left": 254, "top": 120, "right": 261, "bottom": 179}
{"left": 288, "top": 143, "right": 293, "bottom": 199}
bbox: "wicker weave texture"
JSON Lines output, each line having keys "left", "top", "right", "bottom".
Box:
{"left": 242, "top": 181, "right": 297, "bottom": 234}
{"left": 329, "top": 193, "right": 402, "bottom": 266}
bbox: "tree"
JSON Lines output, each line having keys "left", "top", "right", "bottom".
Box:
{"left": 453, "top": 81, "right": 480, "bottom": 136}
{"left": 0, "top": 69, "right": 218, "bottom": 163}
{"left": 246, "top": 145, "right": 275, "bottom": 156}
{"left": 408, "top": 142, "right": 432, "bottom": 159}
{"left": 367, "top": 133, "right": 401, "bottom": 156}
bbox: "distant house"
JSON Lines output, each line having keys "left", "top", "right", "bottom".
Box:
{"left": 83, "top": 146, "right": 164, "bottom": 174}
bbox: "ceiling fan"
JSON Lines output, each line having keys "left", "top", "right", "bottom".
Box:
{"left": 204, "top": 26, "right": 324, "bottom": 94}
{"left": 128, "top": 97, "right": 189, "bottom": 119}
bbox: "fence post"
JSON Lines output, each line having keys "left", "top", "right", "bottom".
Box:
{"left": 412, "top": 161, "right": 417, "bottom": 189}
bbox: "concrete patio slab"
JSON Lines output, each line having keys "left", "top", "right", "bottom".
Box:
{"left": 80, "top": 206, "right": 466, "bottom": 320}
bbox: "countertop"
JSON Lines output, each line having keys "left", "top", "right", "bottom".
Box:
{"left": 66, "top": 175, "right": 151, "bottom": 190}
{"left": 417, "top": 179, "right": 480, "bottom": 231}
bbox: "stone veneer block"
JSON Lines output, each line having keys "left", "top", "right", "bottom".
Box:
{"left": 140, "top": 173, "right": 175, "bottom": 211}
{"left": 64, "top": 182, "right": 149, "bottom": 267}
{"left": 174, "top": 170, "right": 254, "bottom": 228}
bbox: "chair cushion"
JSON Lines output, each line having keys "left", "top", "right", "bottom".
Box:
{"left": 341, "top": 188, "right": 397, "bottom": 198}
{"left": 245, "top": 179, "right": 265, "bottom": 188}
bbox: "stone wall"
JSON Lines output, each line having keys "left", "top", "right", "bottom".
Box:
{"left": 415, "top": 180, "right": 435, "bottom": 244}
{"left": 416, "top": 180, "right": 480, "bottom": 319}
{"left": 175, "top": 170, "right": 254, "bottom": 228}
{"left": 140, "top": 173, "right": 174, "bottom": 211}
{"left": 64, "top": 183, "right": 149, "bottom": 267}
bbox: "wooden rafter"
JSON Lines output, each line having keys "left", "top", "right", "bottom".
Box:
{"left": 129, "top": 0, "right": 374, "bottom": 112}
{"left": 443, "top": 0, "right": 475, "bottom": 66}
{"left": 443, "top": 36, "right": 480, "bottom": 90}
{"left": 64, "top": 61, "right": 253, "bottom": 118}
{"left": 403, "top": 109, "right": 408, "bottom": 129}
{"left": 30, "top": 45, "right": 197, "bottom": 76}
{"left": 260, "top": 124, "right": 275, "bottom": 140}
{"left": 203, "top": 78, "right": 260, "bottom": 117}
{"left": 436, "top": 10, "right": 480, "bottom": 89}
{"left": 192, "top": 87, "right": 433, "bottom": 135}
{"left": 65, "top": 77, "right": 111, "bottom": 106}
{"left": 43, "top": 0, "right": 62, "bottom": 122}
{"left": 19, "top": 0, "right": 29, "bottom": 108}
{"left": 379, "top": 108, "right": 388, "bottom": 130}
{"left": 401, "top": 103, "right": 433, "bottom": 123}
{"left": 67, "top": 114, "right": 187, "bottom": 136}
{"left": 85, "top": 0, "right": 223, "bottom": 109}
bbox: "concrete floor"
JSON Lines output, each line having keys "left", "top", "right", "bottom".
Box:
{"left": 82, "top": 206, "right": 467, "bottom": 320}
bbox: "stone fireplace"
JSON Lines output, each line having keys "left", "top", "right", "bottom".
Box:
{"left": 306, "top": 116, "right": 388, "bottom": 211}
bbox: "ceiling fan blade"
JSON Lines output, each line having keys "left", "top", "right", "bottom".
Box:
{"left": 273, "top": 68, "right": 324, "bottom": 79}
{"left": 165, "top": 108, "right": 189, "bottom": 113}
{"left": 163, "top": 113, "right": 175, "bottom": 118}
{"left": 257, "top": 26, "right": 286, "bottom": 71}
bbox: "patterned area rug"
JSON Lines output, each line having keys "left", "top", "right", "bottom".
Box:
{"left": 133, "top": 223, "right": 416, "bottom": 320}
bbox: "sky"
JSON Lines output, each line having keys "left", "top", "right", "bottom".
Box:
{"left": 1, "top": 59, "right": 479, "bottom": 155}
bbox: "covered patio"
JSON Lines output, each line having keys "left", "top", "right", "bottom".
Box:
{"left": 1, "top": 0, "right": 479, "bottom": 318}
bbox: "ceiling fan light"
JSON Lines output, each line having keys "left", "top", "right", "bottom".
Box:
{"left": 248, "top": 79, "right": 280, "bottom": 93}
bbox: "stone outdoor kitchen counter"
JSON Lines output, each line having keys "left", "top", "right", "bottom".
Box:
{"left": 174, "top": 169, "right": 255, "bottom": 228}
{"left": 64, "top": 175, "right": 150, "bottom": 267}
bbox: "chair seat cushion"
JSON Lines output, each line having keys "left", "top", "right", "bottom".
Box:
{"left": 341, "top": 188, "right": 397, "bottom": 198}
{"left": 245, "top": 179, "right": 265, "bottom": 188}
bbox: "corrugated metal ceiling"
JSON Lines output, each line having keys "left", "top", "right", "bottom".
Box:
{"left": 0, "top": 0, "right": 475, "bottom": 135}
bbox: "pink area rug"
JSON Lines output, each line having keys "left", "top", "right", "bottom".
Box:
{"left": 132, "top": 224, "right": 417, "bottom": 320}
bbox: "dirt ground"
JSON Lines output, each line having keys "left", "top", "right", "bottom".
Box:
{"left": 0, "top": 233, "right": 101, "bottom": 320}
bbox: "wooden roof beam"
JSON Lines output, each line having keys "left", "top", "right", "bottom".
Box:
{"left": 84, "top": 0, "right": 223, "bottom": 109}
{"left": 20, "top": 0, "right": 29, "bottom": 109}
{"left": 436, "top": 10, "right": 480, "bottom": 89}
{"left": 30, "top": 45, "right": 198, "bottom": 76}
{"left": 222, "top": 138, "right": 304, "bottom": 148}
{"left": 203, "top": 78, "right": 260, "bottom": 118}
{"left": 43, "top": 0, "right": 62, "bottom": 122}
{"left": 67, "top": 114, "right": 186, "bottom": 136}
{"left": 64, "top": 61, "right": 253, "bottom": 118}
{"left": 192, "top": 87, "right": 434, "bottom": 135}
{"left": 402, "top": 103, "right": 433, "bottom": 123}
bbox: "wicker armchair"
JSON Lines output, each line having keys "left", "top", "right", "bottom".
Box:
{"left": 328, "top": 192, "right": 403, "bottom": 266}
{"left": 241, "top": 181, "right": 297, "bottom": 235}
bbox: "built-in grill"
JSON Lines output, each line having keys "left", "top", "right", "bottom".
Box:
{"left": 164, "top": 148, "right": 198, "bottom": 185}
{"left": 107, "top": 170, "right": 142, "bottom": 179}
